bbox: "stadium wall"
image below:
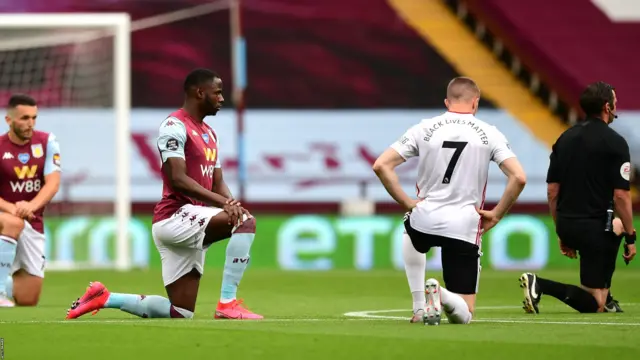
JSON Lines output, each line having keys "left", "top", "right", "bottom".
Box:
{"left": 43, "top": 214, "right": 640, "bottom": 271}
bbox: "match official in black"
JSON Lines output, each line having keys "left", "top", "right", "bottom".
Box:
{"left": 519, "top": 81, "right": 636, "bottom": 314}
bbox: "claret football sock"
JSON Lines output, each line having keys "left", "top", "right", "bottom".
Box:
{"left": 220, "top": 217, "right": 256, "bottom": 302}
{"left": 536, "top": 277, "right": 599, "bottom": 313}
{"left": 105, "top": 293, "right": 193, "bottom": 318}
{"left": 440, "top": 287, "right": 472, "bottom": 324}
{"left": 402, "top": 233, "right": 426, "bottom": 312}
{"left": 0, "top": 236, "right": 17, "bottom": 295}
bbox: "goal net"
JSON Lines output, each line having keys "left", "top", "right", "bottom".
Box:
{"left": 0, "top": 14, "right": 132, "bottom": 271}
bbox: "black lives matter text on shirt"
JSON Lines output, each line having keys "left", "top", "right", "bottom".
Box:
{"left": 166, "top": 138, "right": 179, "bottom": 151}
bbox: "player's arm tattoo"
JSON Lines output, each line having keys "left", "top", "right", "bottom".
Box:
{"left": 164, "top": 157, "right": 229, "bottom": 208}
{"left": 29, "top": 171, "right": 61, "bottom": 211}
{"left": 373, "top": 148, "right": 414, "bottom": 210}
{"left": 212, "top": 168, "right": 233, "bottom": 199}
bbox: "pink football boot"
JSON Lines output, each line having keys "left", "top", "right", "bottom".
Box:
{"left": 66, "top": 282, "right": 110, "bottom": 320}
{"left": 214, "top": 299, "right": 263, "bottom": 320}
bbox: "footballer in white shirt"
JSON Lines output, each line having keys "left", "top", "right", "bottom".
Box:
{"left": 373, "top": 77, "right": 527, "bottom": 325}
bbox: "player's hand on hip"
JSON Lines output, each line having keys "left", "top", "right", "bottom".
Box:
{"left": 403, "top": 199, "right": 421, "bottom": 211}
{"left": 14, "top": 201, "right": 36, "bottom": 221}
{"left": 623, "top": 244, "right": 636, "bottom": 262}
{"left": 476, "top": 208, "right": 500, "bottom": 233}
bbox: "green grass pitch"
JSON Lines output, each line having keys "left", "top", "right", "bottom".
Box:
{"left": 1, "top": 268, "right": 639, "bottom": 359}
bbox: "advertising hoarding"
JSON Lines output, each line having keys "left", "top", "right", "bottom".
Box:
{"left": 43, "top": 214, "right": 639, "bottom": 271}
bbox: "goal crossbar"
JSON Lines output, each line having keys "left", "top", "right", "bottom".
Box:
{"left": 0, "top": 13, "right": 131, "bottom": 28}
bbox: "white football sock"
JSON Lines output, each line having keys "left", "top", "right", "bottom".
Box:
{"left": 402, "top": 233, "right": 426, "bottom": 312}
{"left": 440, "top": 287, "right": 472, "bottom": 324}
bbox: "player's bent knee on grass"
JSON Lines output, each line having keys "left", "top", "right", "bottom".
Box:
{"left": 0, "top": 213, "right": 26, "bottom": 305}
{"left": 440, "top": 288, "right": 474, "bottom": 324}
{"left": 3, "top": 219, "right": 47, "bottom": 306}
{"left": 457, "top": 294, "right": 476, "bottom": 314}
{"left": 11, "top": 269, "right": 42, "bottom": 306}
{"left": 165, "top": 268, "right": 202, "bottom": 313}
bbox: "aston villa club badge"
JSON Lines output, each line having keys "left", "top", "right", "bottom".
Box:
{"left": 31, "top": 144, "right": 43, "bottom": 158}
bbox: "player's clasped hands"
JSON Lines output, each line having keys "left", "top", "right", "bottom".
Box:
{"left": 223, "top": 198, "right": 251, "bottom": 227}
{"left": 11, "top": 201, "right": 36, "bottom": 221}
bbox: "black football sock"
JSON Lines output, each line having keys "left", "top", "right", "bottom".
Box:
{"left": 537, "top": 277, "right": 599, "bottom": 313}
{"left": 606, "top": 292, "right": 613, "bottom": 304}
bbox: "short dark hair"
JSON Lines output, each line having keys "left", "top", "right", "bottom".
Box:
{"left": 8, "top": 94, "right": 37, "bottom": 108}
{"left": 183, "top": 68, "right": 219, "bottom": 93}
{"left": 446, "top": 77, "right": 480, "bottom": 101}
{"left": 579, "top": 81, "right": 615, "bottom": 117}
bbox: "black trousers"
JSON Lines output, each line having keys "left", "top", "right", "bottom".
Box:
{"left": 556, "top": 217, "right": 622, "bottom": 289}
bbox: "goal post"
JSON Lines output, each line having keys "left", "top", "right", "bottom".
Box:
{"left": 0, "top": 13, "right": 132, "bottom": 270}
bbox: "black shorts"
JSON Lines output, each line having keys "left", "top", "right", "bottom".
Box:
{"left": 556, "top": 217, "right": 622, "bottom": 289}
{"left": 404, "top": 216, "right": 481, "bottom": 295}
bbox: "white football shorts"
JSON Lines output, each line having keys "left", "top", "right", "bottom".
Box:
{"left": 151, "top": 204, "right": 223, "bottom": 286}
{"left": 12, "top": 220, "right": 46, "bottom": 278}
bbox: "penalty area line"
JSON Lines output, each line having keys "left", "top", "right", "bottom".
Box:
{"left": 343, "top": 309, "right": 640, "bottom": 326}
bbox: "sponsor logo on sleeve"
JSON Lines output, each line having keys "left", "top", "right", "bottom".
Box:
{"left": 166, "top": 138, "right": 179, "bottom": 151}
{"left": 620, "top": 162, "right": 631, "bottom": 181}
{"left": 53, "top": 153, "right": 61, "bottom": 166}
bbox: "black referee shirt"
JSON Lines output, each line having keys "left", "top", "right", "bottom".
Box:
{"left": 546, "top": 117, "right": 631, "bottom": 219}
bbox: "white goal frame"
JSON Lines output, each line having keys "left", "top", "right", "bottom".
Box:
{"left": 0, "top": 13, "right": 132, "bottom": 270}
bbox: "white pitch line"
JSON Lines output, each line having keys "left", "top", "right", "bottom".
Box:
{"left": 1, "top": 303, "right": 639, "bottom": 326}
{"left": 0, "top": 305, "right": 530, "bottom": 325}
{"left": 0, "top": 318, "right": 324, "bottom": 325}
{"left": 0, "top": 318, "right": 407, "bottom": 325}
{"left": 343, "top": 309, "right": 640, "bottom": 326}
{"left": 342, "top": 302, "right": 640, "bottom": 314}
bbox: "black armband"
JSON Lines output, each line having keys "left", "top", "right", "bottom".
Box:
{"left": 624, "top": 231, "right": 636, "bottom": 245}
